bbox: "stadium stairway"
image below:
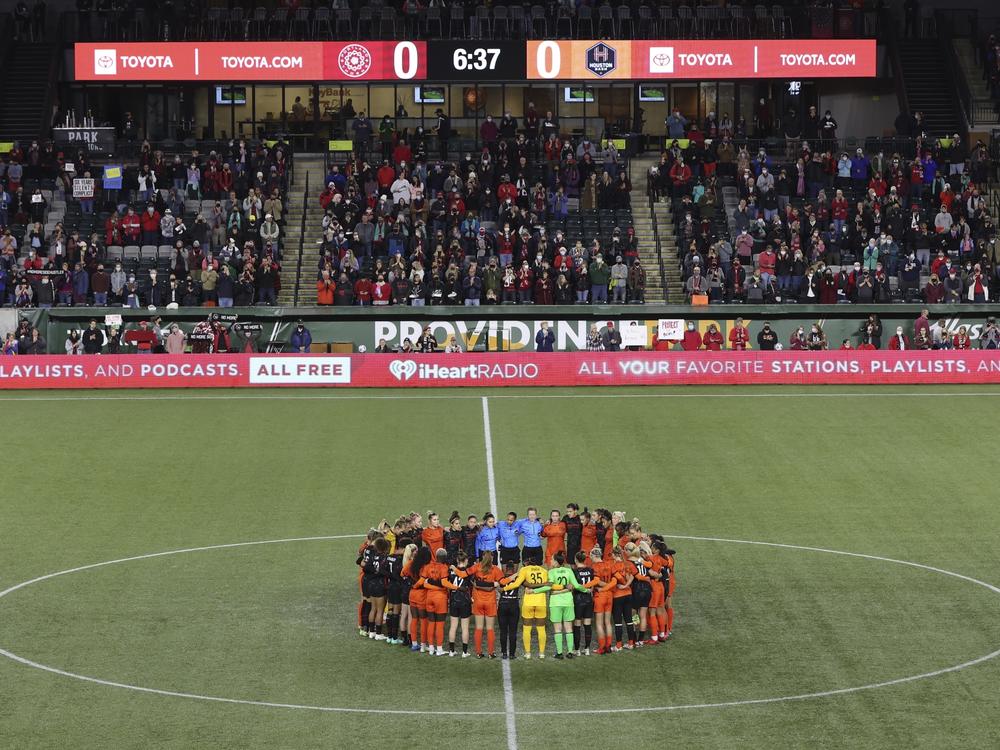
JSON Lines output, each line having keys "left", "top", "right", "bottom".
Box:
{"left": 628, "top": 156, "right": 666, "bottom": 304}
{"left": 277, "top": 154, "right": 327, "bottom": 307}
{"left": 652, "top": 198, "right": 682, "bottom": 303}
{"left": 952, "top": 38, "right": 999, "bottom": 128}
{"left": 0, "top": 43, "right": 54, "bottom": 144}
{"left": 898, "top": 40, "right": 964, "bottom": 136}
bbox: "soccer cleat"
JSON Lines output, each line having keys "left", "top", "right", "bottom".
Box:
{"left": 635, "top": 641, "right": 644, "bottom": 648}
{"left": 367, "top": 631, "right": 375, "bottom": 639}
{"left": 554, "top": 653, "right": 564, "bottom": 660}
{"left": 489, "top": 653, "right": 497, "bottom": 659}
{"left": 478, "top": 653, "right": 486, "bottom": 659}
{"left": 644, "top": 639, "right": 658, "bottom": 646}
{"left": 359, "top": 627, "right": 366, "bottom": 637}
{"left": 500, "top": 653, "right": 508, "bottom": 660}
{"left": 583, "top": 648, "right": 591, "bottom": 656}
{"left": 523, "top": 653, "right": 531, "bottom": 660}
{"left": 625, "top": 642, "right": 635, "bottom": 650}
{"left": 375, "top": 634, "right": 386, "bottom": 641}
{"left": 566, "top": 652, "right": 574, "bottom": 659}
{"left": 419, "top": 644, "right": 427, "bottom": 653}
{"left": 449, "top": 651, "right": 456, "bottom": 657}
{"left": 436, "top": 647, "right": 448, "bottom": 656}
{"left": 462, "top": 652, "right": 471, "bottom": 658}
{"left": 538, "top": 654, "right": 545, "bottom": 660}
{"left": 410, "top": 643, "right": 420, "bottom": 652}
{"left": 572, "top": 650, "right": 581, "bottom": 657}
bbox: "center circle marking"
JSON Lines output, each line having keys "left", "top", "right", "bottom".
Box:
{"left": 0, "top": 533, "right": 998, "bottom": 716}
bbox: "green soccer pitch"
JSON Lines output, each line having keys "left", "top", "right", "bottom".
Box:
{"left": 2, "top": 385, "right": 1000, "bottom": 750}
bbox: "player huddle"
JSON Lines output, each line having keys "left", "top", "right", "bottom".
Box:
{"left": 356, "top": 505, "right": 677, "bottom": 660}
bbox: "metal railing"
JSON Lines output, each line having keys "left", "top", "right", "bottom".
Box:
{"left": 937, "top": 11, "right": 973, "bottom": 136}
{"left": 880, "top": 7, "right": 909, "bottom": 118}
{"left": 292, "top": 170, "right": 309, "bottom": 307}
{"left": 648, "top": 194, "right": 667, "bottom": 303}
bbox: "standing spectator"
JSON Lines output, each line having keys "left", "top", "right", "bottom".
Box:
{"left": 65, "top": 331, "right": 83, "bottom": 355}
{"left": 888, "top": 326, "right": 911, "bottom": 350}
{"left": 165, "top": 324, "right": 186, "bottom": 354}
{"left": 589, "top": 255, "right": 610, "bottom": 304}
{"left": 627, "top": 259, "right": 646, "bottom": 303}
{"left": 980, "top": 317, "right": 1000, "bottom": 349}
{"left": 600, "top": 321, "right": 621, "bottom": 352}
{"left": 535, "top": 321, "right": 555, "bottom": 352}
{"left": 953, "top": 326, "right": 972, "bottom": 350}
{"left": 757, "top": 322, "right": 778, "bottom": 350}
{"left": 681, "top": 321, "right": 702, "bottom": 351}
{"left": 914, "top": 309, "right": 931, "bottom": 342}
{"left": 666, "top": 109, "right": 688, "bottom": 139}
{"left": 610, "top": 256, "right": 628, "bottom": 303}
{"left": 728, "top": 318, "right": 750, "bottom": 350}
{"left": 316, "top": 270, "right": 335, "bottom": 306}
{"left": 91, "top": 263, "right": 110, "bottom": 306}
{"left": 290, "top": 320, "right": 312, "bottom": 352}
{"left": 81, "top": 319, "right": 103, "bottom": 354}
{"left": 124, "top": 320, "right": 157, "bottom": 353}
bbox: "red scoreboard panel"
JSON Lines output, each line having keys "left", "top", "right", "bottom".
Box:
{"left": 75, "top": 40, "right": 876, "bottom": 81}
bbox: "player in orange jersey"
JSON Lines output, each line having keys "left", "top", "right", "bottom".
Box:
{"left": 590, "top": 546, "right": 617, "bottom": 654}
{"left": 541, "top": 509, "right": 566, "bottom": 565}
{"left": 626, "top": 542, "right": 653, "bottom": 646}
{"left": 418, "top": 548, "right": 451, "bottom": 656}
{"left": 466, "top": 551, "right": 504, "bottom": 658}
{"left": 421, "top": 511, "right": 444, "bottom": 557}
{"left": 646, "top": 542, "right": 667, "bottom": 645}
{"left": 610, "top": 547, "right": 636, "bottom": 651}
{"left": 404, "top": 545, "right": 431, "bottom": 652}
{"left": 580, "top": 510, "right": 598, "bottom": 555}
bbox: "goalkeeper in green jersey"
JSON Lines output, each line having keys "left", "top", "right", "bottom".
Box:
{"left": 547, "top": 551, "right": 592, "bottom": 659}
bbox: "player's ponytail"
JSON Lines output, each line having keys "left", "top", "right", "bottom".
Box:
{"left": 479, "top": 551, "right": 494, "bottom": 573}
{"left": 553, "top": 550, "right": 566, "bottom": 567}
{"left": 575, "top": 550, "right": 587, "bottom": 564}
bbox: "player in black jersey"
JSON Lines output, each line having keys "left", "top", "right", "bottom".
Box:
{"left": 385, "top": 542, "right": 407, "bottom": 644}
{"left": 461, "top": 515, "right": 480, "bottom": 559}
{"left": 444, "top": 551, "right": 473, "bottom": 656}
{"left": 497, "top": 562, "right": 521, "bottom": 659}
{"left": 571, "top": 550, "right": 596, "bottom": 655}
{"left": 396, "top": 542, "right": 416, "bottom": 646}
{"left": 443, "top": 512, "right": 465, "bottom": 565}
{"left": 563, "top": 503, "right": 583, "bottom": 563}
{"left": 361, "top": 537, "right": 390, "bottom": 640}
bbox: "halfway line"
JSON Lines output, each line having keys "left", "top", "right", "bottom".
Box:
{"left": 482, "top": 396, "right": 518, "bottom": 750}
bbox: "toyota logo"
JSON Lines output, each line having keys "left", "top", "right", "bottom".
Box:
{"left": 97, "top": 55, "right": 114, "bottom": 68}
{"left": 652, "top": 53, "right": 671, "bottom": 68}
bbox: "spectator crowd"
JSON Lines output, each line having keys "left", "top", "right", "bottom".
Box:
{"left": 0, "top": 138, "right": 291, "bottom": 309}
{"left": 644, "top": 105, "right": 997, "bottom": 306}
{"left": 314, "top": 107, "right": 646, "bottom": 307}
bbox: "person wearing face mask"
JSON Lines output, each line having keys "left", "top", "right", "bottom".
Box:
{"left": 943, "top": 267, "right": 963, "bottom": 303}
{"left": 888, "top": 326, "right": 910, "bottom": 350}
{"left": 680, "top": 321, "right": 702, "bottom": 351}
{"left": 757, "top": 322, "right": 778, "bottom": 350}
{"left": 789, "top": 326, "right": 807, "bottom": 350}
{"left": 806, "top": 324, "right": 827, "bottom": 350}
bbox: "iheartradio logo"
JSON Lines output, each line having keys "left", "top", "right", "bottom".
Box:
{"left": 94, "top": 48, "right": 117, "bottom": 75}
{"left": 389, "top": 359, "right": 417, "bottom": 381}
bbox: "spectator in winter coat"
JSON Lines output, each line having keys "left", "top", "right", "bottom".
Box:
{"left": 290, "top": 321, "right": 312, "bottom": 352}
{"left": 680, "top": 321, "right": 702, "bottom": 350}
{"left": 165, "top": 325, "right": 186, "bottom": 354}
{"left": 728, "top": 318, "right": 750, "bottom": 350}
{"left": 702, "top": 324, "right": 723, "bottom": 350}
{"left": 535, "top": 321, "right": 555, "bottom": 352}
{"left": 600, "top": 321, "right": 622, "bottom": 351}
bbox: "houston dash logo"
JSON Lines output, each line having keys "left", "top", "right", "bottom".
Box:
{"left": 585, "top": 43, "right": 617, "bottom": 77}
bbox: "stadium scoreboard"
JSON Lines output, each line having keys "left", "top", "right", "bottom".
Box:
{"left": 75, "top": 40, "right": 876, "bottom": 82}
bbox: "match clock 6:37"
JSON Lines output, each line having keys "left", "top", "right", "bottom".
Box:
{"left": 427, "top": 41, "right": 526, "bottom": 81}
